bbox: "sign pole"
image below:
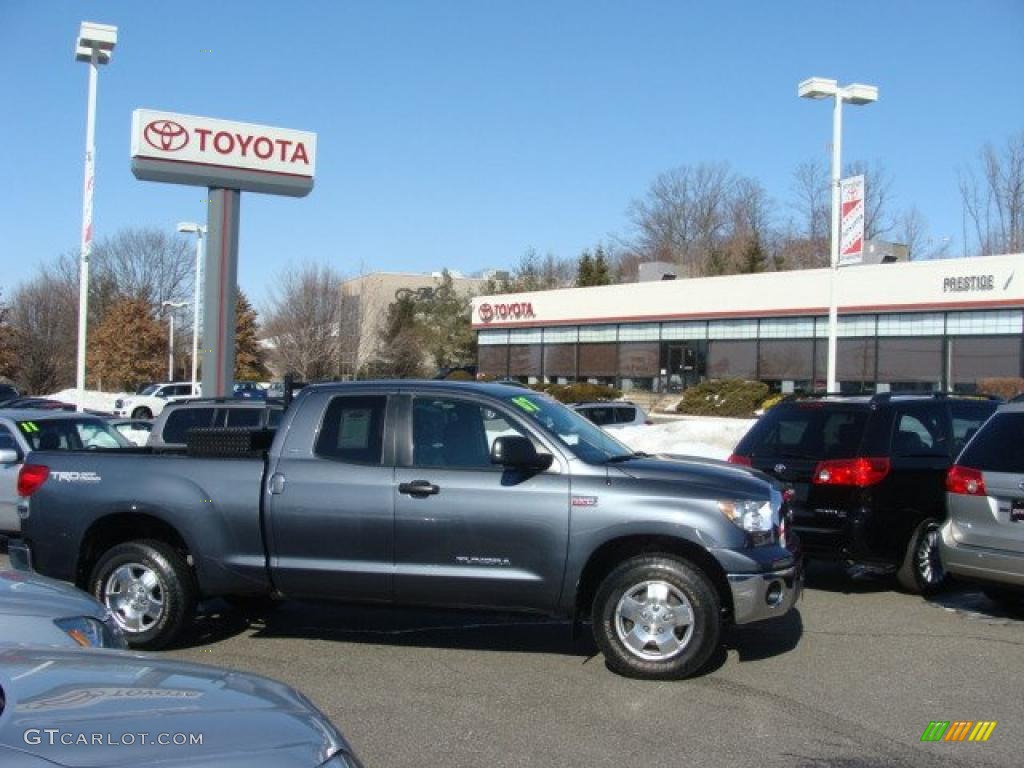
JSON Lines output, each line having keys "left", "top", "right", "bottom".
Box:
{"left": 202, "top": 188, "right": 241, "bottom": 398}
{"left": 826, "top": 93, "right": 843, "bottom": 394}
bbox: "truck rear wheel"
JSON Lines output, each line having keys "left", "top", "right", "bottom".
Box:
{"left": 592, "top": 555, "right": 720, "bottom": 680}
{"left": 89, "top": 539, "right": 195, "bottom": 650}
{"left": 131, "top": 407, "right": 152, "bottom": 419}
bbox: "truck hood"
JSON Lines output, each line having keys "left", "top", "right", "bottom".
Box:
{"left": 0, "top": 647, "right": 351, "bottom": 768}
{"left": 0, "top": 570, "right": 107, "bottom": 622}
{"left": 609, "top": 453, "right": 776, "bottom": 500}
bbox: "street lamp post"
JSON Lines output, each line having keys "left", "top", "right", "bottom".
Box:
{"left": 798, "top": 77, "right": 878, "bottom": 393}
{"left": 161, "top": 301, "right": 189, "bottom": 381}
{"left": 177, "top": 222, "right": 207, "bottom": 393}
{"left": 74, "top": 21, "right": 117, "bottom": 412}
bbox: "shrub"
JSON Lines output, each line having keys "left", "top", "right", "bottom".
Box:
{"left": 976, "top": 377, "right": 1024, "bottom": 401}
{"left": 444, "top": 369, "right": 474, "bottom": 381}
{"left": 675, "top": 379, "right": 770, "bottom": 418}
{"left": 536, "top": 382, "right": 622, "bottom": 404}
{"left": 760, "top": 393, "right": 786, "bottom": 412}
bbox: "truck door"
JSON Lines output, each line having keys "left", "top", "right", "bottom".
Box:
{"left": 265, "top": 392, "right": 395, "bottom": 601}
{"left": 393, "top": 394, "right": 571, "bottom": 612}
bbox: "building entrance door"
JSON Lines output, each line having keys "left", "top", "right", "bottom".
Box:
{"left": 665, "top": 343, "right": 704, "bottom": 391}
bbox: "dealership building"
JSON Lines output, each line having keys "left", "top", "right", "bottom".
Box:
{"left": 471, "top": 252, "right": 1024, "bottom": 394}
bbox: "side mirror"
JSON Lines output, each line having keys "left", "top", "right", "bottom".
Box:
{"left": 490, "top": 435, "right": 552, "bottom": 471}
{"left": 0, "top": 448, "right": 21, "bottom": 464}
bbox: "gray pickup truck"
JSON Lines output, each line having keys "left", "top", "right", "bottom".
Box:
{"left": 10, "top": 381, "right": 800, "bottom": 680}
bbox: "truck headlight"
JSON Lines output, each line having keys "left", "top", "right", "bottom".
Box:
{"left": 54, "top": 616, "right": 128, "bottom": 649}
{"left": 718, "top": 499, "right": 775, "bottom": 543}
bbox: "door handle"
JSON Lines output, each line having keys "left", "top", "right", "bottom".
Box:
{"left": 269, "top": 473, "right": 286, "bottom": 495}
{"left": 399, "top": 480, "right": 440, "bottom": 497}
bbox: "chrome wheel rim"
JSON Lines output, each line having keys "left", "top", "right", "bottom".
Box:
{"left": 614, "top": 580, "right": 694, "bottom": 661}
{"left": 916, "top": 527, "right": 944, "bottom": 585}
{"left": 104, "top": 563, "right": 165, "bottom": 633}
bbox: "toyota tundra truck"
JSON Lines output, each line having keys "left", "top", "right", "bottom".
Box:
{"left": 10, "top": 381, "right": 800, "bottom": 680}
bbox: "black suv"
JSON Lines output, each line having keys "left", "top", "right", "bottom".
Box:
{"left": 729, "top": 393, "right": 999, "bottom": 594}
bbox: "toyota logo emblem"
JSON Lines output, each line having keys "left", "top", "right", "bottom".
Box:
{"left": 774, "top": 464, "right": 787, "bottom": 475}
{"left": 144, "top": 120, "right": 189, "bottom": 152}
{"left": 478, "top": 303, "right": 494, "bottom": 323}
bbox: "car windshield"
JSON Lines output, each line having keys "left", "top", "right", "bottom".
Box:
{"left": 139, "top": 384, "right": 160, "bottom": 396}
{"left": 501, "top": 391, "right": 633, "bottom": 464}
{"left": 17, "top": 418, "right": 131, "bottom": 450}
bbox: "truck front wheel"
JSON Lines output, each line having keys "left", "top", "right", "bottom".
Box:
{"left": 592, "top": 555, "right": 720, "bottom": 680}
{"left": 89, "top": 539, "right": 196, "bottom": 650}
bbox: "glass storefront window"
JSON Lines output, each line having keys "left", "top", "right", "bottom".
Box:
{"left": 758, "top": 340, "right": 814, "bottom": 379}
{"left": 509, "top": 345, "right": 542, "bottom": 376}
{"left": 949, "top": 336, "right": 1023, "bottom": 391}
{"left": 877, "top": 338, "right": 943, "bottom": 387}
{"left": 707, "top": 341, "right": 757, "bottom": 379}
{"left": 543, "top": 344, "right": 576, "bottom": 378}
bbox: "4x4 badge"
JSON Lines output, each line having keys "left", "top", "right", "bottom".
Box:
{"left": 774, "top": 464, "right": 787, "bottom": 474}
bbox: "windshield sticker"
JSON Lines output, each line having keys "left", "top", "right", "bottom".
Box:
{"left": 18, "top": 422, "right": 39, "bottom": 433}
{"left": 511, "top": 396, "right": 540, "bottom": 414}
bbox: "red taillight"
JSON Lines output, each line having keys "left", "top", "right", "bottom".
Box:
{"left": 17, "top": 464, "right": 50, "bottom": 497}
{"left": 812, "top": 457, "right": 890, "bottom": 487}
{"left": 946, "top": 465, "right": 987, "bottom": 496}
{"left": 727, "top": 453, "right": 753, "bottom": 467}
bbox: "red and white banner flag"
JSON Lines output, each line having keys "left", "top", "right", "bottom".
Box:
{"left": 839, "top": 175, "right": 865, "bottom": 264}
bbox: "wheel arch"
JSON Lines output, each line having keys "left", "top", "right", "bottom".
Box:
{"left": 77, "top": 512, "right": 192, "bottom": 590}
{"left": 574, "top": 535, "right": 733, "bottom": 622}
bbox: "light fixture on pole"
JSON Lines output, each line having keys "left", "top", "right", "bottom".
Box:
{"left": 74, "top": 21, "right": 117, "bottom": 411}
{"left": 798, "top": 77, "right": 878, "bottom": 394}
{"left": 177, "top": 222, "right": 207, "bottom": 394}
{"left": 161, "top": 301, "right": 189, "bottom": 381}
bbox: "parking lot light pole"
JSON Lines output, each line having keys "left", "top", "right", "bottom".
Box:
{"left": 161, "top": 301, "right": 189, "bottom": 380}
{"left": 74, "top": 22, "right": 117, "bottom": 411}
{"left": 798, "top": 77, "right": 878, "bottom": 393}
{"left": 177, "top": 222, "right": 207, "bottom": 393}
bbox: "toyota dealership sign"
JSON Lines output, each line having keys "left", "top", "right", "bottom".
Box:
{"left": 131, "top": 109, "right": 317, "bottom": 196}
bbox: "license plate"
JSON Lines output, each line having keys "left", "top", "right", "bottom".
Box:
{"left": 1012, "top": 500, "right": 1024, "bottom": 523}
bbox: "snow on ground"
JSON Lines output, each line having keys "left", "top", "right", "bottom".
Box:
{"left": 48, "top": 389, "right": 125, "bottom": 413}
{"left": 615, "top": 416, "right": 756, "bottom": 460}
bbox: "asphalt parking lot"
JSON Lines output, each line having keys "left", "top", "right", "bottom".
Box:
{"left": 3, "top": 553, "right": 1020, "bottom": 768}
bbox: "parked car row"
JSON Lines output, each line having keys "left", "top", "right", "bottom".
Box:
{"left": 728, "top": 392, "right": 1022, "bottom": 605}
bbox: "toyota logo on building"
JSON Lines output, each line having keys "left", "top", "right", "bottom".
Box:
{"left": 478, "top": 303, "right": 495, "bottom": 323}
{"left": 144, "top": 119, "right": 189, "bottom": 152}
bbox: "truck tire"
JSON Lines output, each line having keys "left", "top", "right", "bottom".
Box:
{"left": 592, "top": 555, "right": 720, "bottom": 680}
{"left": 89, "top": 539, "right": 196, "bottom": 650}
{"left": 131, "top": 407, "right": 153, "bottom": 420}
{"left": 896, "top": 518, "right": 947, "bottom": 595}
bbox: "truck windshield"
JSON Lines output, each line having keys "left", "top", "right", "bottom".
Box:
{"left": 502, "top": 392, "right": 633, "bottom": 464}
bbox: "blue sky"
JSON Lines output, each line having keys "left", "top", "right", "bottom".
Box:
{"left": 3, "top": 1, "right": 1023, "bottom": 308}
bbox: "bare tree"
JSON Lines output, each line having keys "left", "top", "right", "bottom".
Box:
{"left": 8, "top": 268, "right": 78, "bottom": 394}
{"left": 784, "top": 159, "right": 830, "bottom": 269}
{"left": 959, "top": 130, "right": 1024, "bottom": 255}
{"left": 262, "top": 263, "right": 344, "bottom": 381}
{"left": 627, "top": 163, "right": 734, "bottom": 276}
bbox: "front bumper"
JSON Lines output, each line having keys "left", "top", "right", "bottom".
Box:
{"left": 939, "top": 521, "right": 1024, "bottom": 588}
{"left": 7, "top": 538, "right": 33, "bottom": 571}
{"left": 728, "top": 564, "right": 802, "bottom": 624}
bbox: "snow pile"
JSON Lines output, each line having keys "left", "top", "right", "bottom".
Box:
{"left": 615, "top": 416, "right": 756, "bottom": 460}
{"left": 48, "top": 389, "right": 126, "bottom": 413}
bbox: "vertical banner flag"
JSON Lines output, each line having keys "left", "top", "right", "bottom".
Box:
{"left": 839, "top": 175, "right": 865, "bottom": 265}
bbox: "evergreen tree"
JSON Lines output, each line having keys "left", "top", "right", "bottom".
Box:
{"left": 738, "top": 235, "right": 768, "bottom": 274}
{"left": 87, "top": 298, "right": 165, "bottom": 391}
{"left": 235, "top": 290, "right": 270, "bottom": 380}
{"left": 576, "top": 250, "right": 594, "bottom": 286}
{"left": 591, "top": 245, "right": 612, "bottom": 285}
